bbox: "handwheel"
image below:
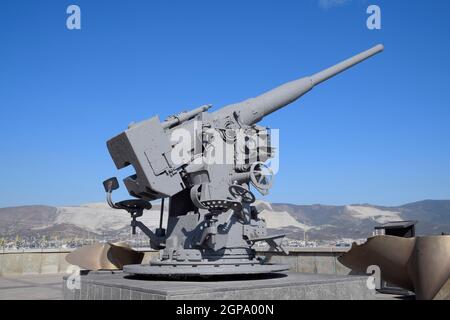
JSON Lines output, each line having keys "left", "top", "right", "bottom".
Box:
{"left": 249, "top": 162, "right": 274, "bottom": 193}
{"left": 190, "top": 185, "right": 208, "bottom": 209}
{"left": 229, "top": 184, "right": 256, "bottom": 204}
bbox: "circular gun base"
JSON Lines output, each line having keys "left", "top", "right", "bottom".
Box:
{"left": 123, "top": 263, "right": 289, "bottom": 277}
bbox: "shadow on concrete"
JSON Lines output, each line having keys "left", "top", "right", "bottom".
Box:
{"left": 123, "top": 272, "right": 288, "bottom": 282}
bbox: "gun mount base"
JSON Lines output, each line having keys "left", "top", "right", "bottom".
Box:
{"left": 123, "top": 262, "right": 289, "bottom": 277}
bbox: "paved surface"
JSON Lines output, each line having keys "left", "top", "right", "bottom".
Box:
{"left": 0, "top": 274, "right": 63, "bottom": 300}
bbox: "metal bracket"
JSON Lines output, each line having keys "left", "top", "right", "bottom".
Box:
{"left": 247, "top": 233, "right": 289, "bottom": 255}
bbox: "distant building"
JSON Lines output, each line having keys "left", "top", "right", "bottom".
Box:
{"left": 374, "top": 220, "right": 417, "bottom": 238}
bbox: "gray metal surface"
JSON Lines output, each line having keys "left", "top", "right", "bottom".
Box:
{"left": 123, "top": 263, "right": 289, "bottom": 276}
{"left": 103, "top": 44, "right": 384, "bottom": 276}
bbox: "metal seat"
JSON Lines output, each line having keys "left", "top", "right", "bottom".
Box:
{"left": 115, "top": 199, "right": 152, "bottom": 212}
{"left": 103, "top": 177, "right": 152, "bottom": 214}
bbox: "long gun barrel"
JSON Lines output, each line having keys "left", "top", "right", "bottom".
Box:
{"left": 212, "top": 44, "right": 384, "bottom": 126}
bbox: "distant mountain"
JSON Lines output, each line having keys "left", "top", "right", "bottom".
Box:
{"left": 259, "top": 200, "right": 450, "bottom": 240}
{"left": 0, "top": 200, "right": 449, "bottom": 241}
{"left": 0, "top": 205, "right": 58, "bottom": 236}
{"left": 0, "top": 202, "right": 167, "bottom": 239}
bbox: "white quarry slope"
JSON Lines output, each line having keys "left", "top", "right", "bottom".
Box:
{"left": 52, "top": 202, "right": 403, "bottom": 235}
{"left": 255, "top": 201, "right": 315, "bottom": 231}
{"left": 55, "top": 203, "right": 167, "bottom": 233}
{"left": 260, "top": 209, "right": 314, "bottom": 230}
{"left": 344, "top": 205, "right": 401, "bottom": 224}
{"left": 1, "top": 199, "right": 449, "bottom": 240}
{"left": 55, "top": 201, "right": 315, "bottom": 234}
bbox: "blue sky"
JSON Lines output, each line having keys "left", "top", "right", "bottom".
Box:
{"left": 0, "top": 0, "right": 449, "bottom": 207}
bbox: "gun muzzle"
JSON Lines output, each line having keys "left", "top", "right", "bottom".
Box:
{"left": 213, "top": 44, "right": 384, "bottom": 126}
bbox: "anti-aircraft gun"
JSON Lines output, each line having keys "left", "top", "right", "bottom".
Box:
{"left": 103, "top": 44, "right": 384, "bottom": 276}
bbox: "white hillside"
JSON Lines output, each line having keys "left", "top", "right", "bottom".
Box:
{"left": 51, "top": 202, "right": 400, "bottom": 236}
{"left": 345, "top": 205, "right": 401, "bottom": 224}
{"left": 55, "top": 203, "right": 168, "bottom": 233}
{"left": 255, "top": 201, "right": 315, "bottom": 231}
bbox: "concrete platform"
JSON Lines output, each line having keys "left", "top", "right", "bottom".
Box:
{"left": 63, "top": 271, "right": 375, "bottom": 300}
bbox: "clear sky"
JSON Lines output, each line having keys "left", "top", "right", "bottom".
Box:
{"left": 1, "top": 0, "right": 449, "bottom": 207}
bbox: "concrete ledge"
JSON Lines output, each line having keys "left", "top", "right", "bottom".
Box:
{"left": 1, "top": 248, "right": 350, "bottom": 276}
{"left": 259, "top": 250, "right": 352, "bottom": 275}
{"left": 0, "top": 250, "right": 159, "bottom": 276}
{"left": 1, "top": 248, "right": 73, "bottom": 254}
{"left": 63, "top": 271, "right": 375, "bottom": 300}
